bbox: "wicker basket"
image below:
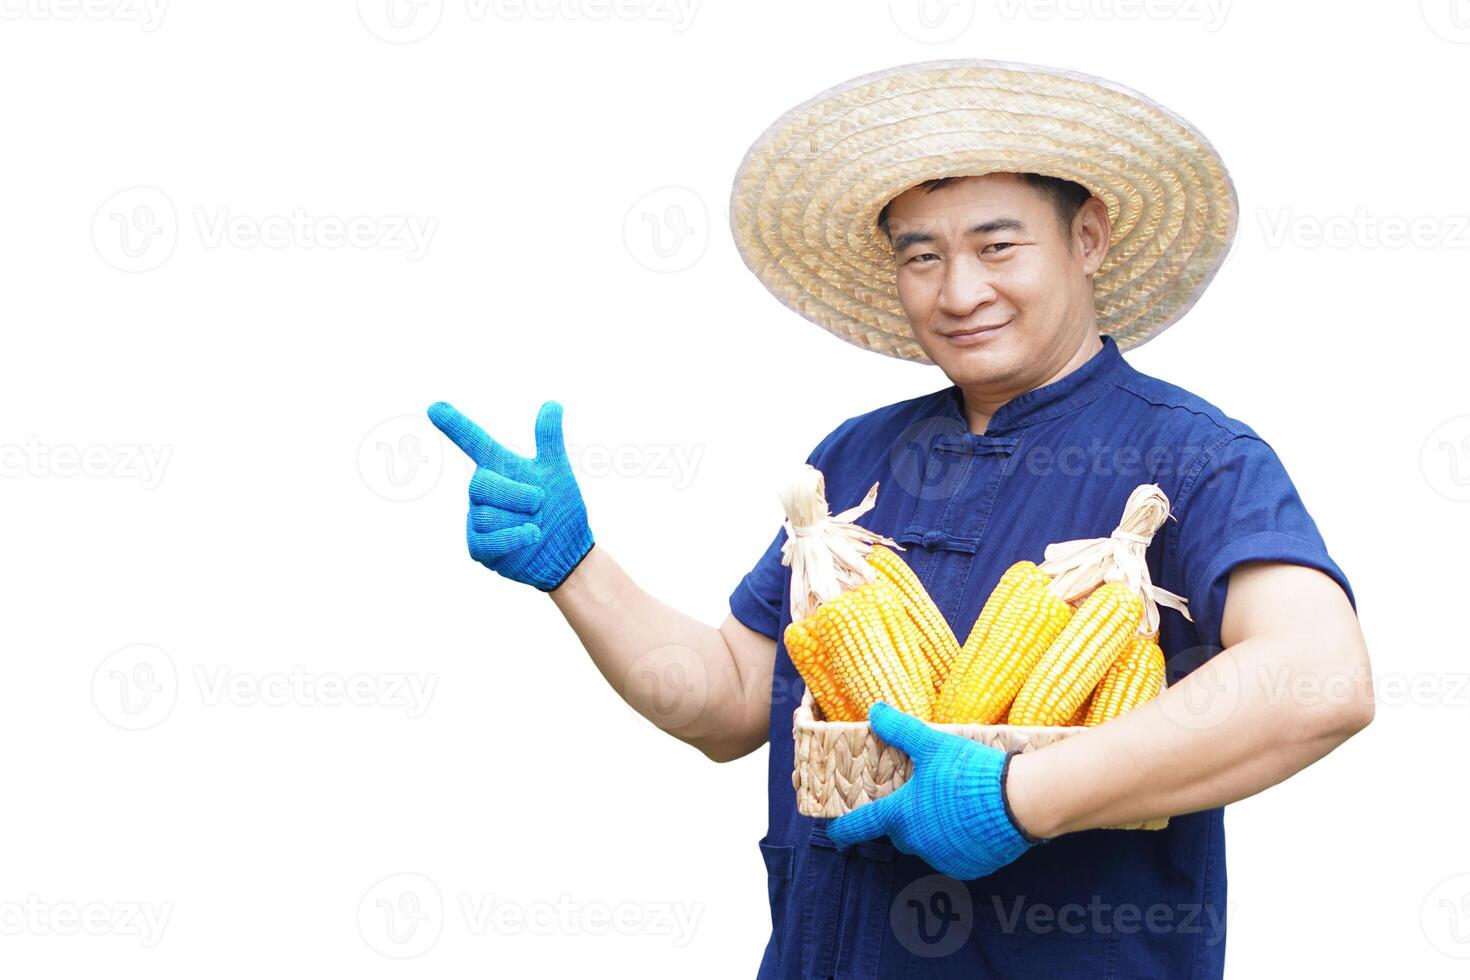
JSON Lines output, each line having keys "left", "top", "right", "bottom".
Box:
{"left": 792, "top": 690, "right": 1168, "bottom": 831}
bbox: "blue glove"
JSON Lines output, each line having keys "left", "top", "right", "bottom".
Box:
{"left": 427, "top": 400, "right": 594, "bottom": 592}
{"left": 826, "top": 702, "right": 1048, "bottom": 880}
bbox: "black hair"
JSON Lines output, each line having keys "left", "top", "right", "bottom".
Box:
{"left": 875, "top": 173, "right": 1094, "bottom": 251}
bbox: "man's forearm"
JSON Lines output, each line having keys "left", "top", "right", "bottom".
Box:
{"left": 1006, "top": 626, "right": 1374, "bottom": 838}
{"left": 547, "top": 545, "right": 770, "bottom": 759}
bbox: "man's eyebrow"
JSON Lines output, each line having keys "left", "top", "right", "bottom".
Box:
{"left": 892, "top": 217, "right": 1027, "bottom": 253}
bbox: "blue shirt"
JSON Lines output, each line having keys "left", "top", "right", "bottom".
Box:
{"left": 730, "top": 333, "right": 1355, "bottom": 980}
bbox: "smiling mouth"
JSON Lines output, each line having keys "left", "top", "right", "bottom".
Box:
{"left": 943, "top": 318, "right": 1011, "bottom": 339}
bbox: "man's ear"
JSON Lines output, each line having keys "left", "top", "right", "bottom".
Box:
{"left": 1074, "top": 197, "right": 1111, "bottom": 276}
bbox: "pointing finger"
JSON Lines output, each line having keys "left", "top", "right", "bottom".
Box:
{"left": 428, "top": 401, "right": 527, "bottom": 476}
{"left": 533, "top": 400, "right": 567, "bottom": 463}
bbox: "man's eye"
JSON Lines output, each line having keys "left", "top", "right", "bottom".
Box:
{"left": 986, "top": 242, "right": 1015, "bottom": 254}
{"left": 908, "top": 253, "right": 939, "bottom": 264}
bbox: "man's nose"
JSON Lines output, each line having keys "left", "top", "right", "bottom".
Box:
{"left": 935, "top": 253, "right": 999, "bottom": 318}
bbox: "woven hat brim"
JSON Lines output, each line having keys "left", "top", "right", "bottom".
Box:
{"left": 729, "top": 58, "right": 1239, "bottom": 364}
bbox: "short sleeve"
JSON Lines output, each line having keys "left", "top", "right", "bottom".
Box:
{"left": 1171, "top": 434, "right": 1356, "bottom": 645}
{"left": 727, "top": 430, "right": 841, "bottom": 640}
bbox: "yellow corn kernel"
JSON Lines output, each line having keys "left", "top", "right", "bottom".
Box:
{"left": 816, "top": 584, "right": 928, "bottom": 718}
{"left": 867, "top": 545, "right": 960, "bottom": 694}
{"left": 1085, "top": 633, "right": 1166, "bottom": 726}
{"left": 1008, "top": 583, "right": 1145, "bottom": 727}
{"left": 784, "top": 617, "right": 860, "bottom": 722}
{"left": 934, "top": 577, "right": 1074, "bottom": 725}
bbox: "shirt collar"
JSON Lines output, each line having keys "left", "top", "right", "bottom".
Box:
{"left": 940, "top": 333, "right": 1127, "bottom": 436}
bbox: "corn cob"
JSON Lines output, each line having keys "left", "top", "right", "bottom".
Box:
{"left": 1084, "top": 633, "right": 1166, "bottom": 726}
{"left": 784, "top": 617, "right": 861, "bottom": 722}
{"left": 867, "top": 545, "right": 960, "bottom": 694}
{"left": 815, "top": 584, "right": 929, "bottom": 718}
{"left": 934, "top": 569, "right": 1073, "bottom": 725}
{"left": 875, "top": 580, "right": 935, "bottom": 719}
{"left": 1008, "top": 583, "right": 1144, "bottom": 726}
{"left": 1065, "top": 695, "right": 1093, "bottom": 727}
{"left": 968, "top": 561, "right": 1046, "bottom": 650}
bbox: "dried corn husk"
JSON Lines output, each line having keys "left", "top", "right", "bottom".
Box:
{"left": 1037, "top": 483, "right": 1191, "bottom": 636}
{"left": 778, "top": 464, "right": 899, "bottom": 622}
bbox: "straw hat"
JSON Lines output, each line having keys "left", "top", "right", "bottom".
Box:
{"left": 728, "top": 58, "right": 1238, "bottom": 364}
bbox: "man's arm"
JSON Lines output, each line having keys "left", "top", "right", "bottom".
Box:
{"left": 549, "top": 544, "right": 777, "bottom": 764}
{"left": 1005, "top": 560, "right": 1374, "bottom": 837}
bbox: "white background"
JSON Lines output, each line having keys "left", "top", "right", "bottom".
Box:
{"left": 1, "top": 1, "right": 1466, "bottom": 976}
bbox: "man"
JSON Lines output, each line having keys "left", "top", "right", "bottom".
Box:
{"left": 428, "top": 60, "right": 1372, "bottom": 978}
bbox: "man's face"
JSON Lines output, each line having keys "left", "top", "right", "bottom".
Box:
{"left": 885, "top": 173, "right": 1110, "bottom": 387}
